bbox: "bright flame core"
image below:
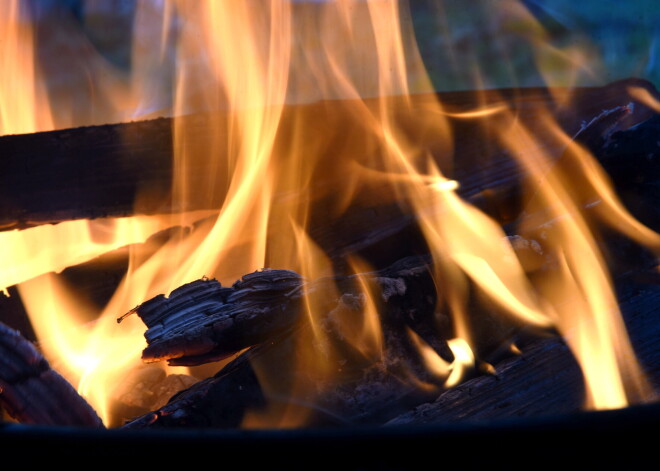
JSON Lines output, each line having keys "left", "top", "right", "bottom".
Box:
{"left": 1, "top": 0, "right": 658, "bottom": 426}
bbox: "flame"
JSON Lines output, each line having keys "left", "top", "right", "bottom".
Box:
{"left": 1, "top": 0, "right": 658, "bottom": 426}
{"left": 6, "top": 210, "right": 213, "bottom": 423}
{"left": 0, "top": 0, "right": 53, "bottom": 134}
{"left": 500, "top": 111, "right": 656, "bottom": 408}
{"left": 408, "top": 330, "right": 474, "bottom": 388}
{"left": 0, "top": 211, "right": 216, "bottom": 295}
{"left": 18, "top": 273, "right": 146, "bottom": 425}
{"left": 627, "top": 85, "right": 660, "bottom": 113}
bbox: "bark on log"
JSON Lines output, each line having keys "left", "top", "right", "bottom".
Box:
{"left": 0, "top": 322, "right": 103, "bottom": 427}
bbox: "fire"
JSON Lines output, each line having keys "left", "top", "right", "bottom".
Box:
{"left": 1, "top": 0, "right": 658, "bottom": 426}
{"left": 0, "top": 211, "right": 216, "bottom": 295}
{"left": 0, "top": 0, "right": 53, "bottom": 135}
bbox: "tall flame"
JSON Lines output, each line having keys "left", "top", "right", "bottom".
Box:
{"left": 0, "top": 0, "right": 53, "bottom": 134}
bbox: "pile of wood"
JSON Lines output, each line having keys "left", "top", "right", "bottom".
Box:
{"left": 1, "top": 79, "right": 660, "bottom": 431}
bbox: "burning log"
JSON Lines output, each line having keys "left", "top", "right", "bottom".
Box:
{"left": 121, "top": 328, "right": 441, "bottom": 429}
{"left": 600, "top": 113, "right": 660, "bottom": 232}
{"left": 113, "top": 256, "right": 449, "bottom": 427}
{"left": 122, "top": 274, "right": 660, "bottom": 430}
{"left": 122, "top": 255, "right": 464, "bottom": 368}
{"left": 388, "top": 336, "right": 584, "bottom": 425}
{"left": 2, "top": 79, "right": 660, "bottom": 431}
{"left": 119, "top": 253, "right": 553, "bottom": 429}
{"left": 103, "top": 101, "right": 660, "bottom": 425}
{"left": 121, "top": 269, "right": 306, "bottom": 366}
{"left": 109, "top": 366, "right": 198, "bottom": 426}
{"left": 118, "top": 134, "right": 660, "bottom": 427}
{"left": 0, "top": 322, "right": 103, "bottom": 427}
{"left": 387, "top": 279, "right": 660, "bottom": 425}
{"left": 0, "top": 78, "right": 656, "bottom": 236}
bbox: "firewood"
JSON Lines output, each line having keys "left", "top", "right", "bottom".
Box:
{"left": 0, "top": 322, "right": 103, "bottom": 427}
{"left": 1, "top": 79, "right": 656, "bottom": 250}
{"left": 121, "top": 325, "right": 445, "bottom": 429}
{"left": 387, "top": 336, "right": 584, "bottom": 425}
{"left": 120, "top": 254, "right": 545, "bottom": 429}
{"left": 600, "top": 113, "right": 660, "bottom": 232}
{"left": 119, "top": 269, "right": 306, "bottom": 366}
{"left": 123, "top": 255, "right": 505, "bottom": 369}
{"left": 386, "top": 279, "right": 660, "bottom": 426}
{"left": 118, "top": 257, "right": 444, "bottom": 428}
{"left": 4, "top": 79, "right": 660, "bottom": 431}
{"left": 123, "top": 275, "right": 660, "bottom": 430}
{"left": 1, "top": 80, "right": 658, "bottom": 344}
{"left": 121, "top": 340, "right": 266, "bottom": 429}
{"left": 109, "top": 366, "right": 198, "bottom": 427}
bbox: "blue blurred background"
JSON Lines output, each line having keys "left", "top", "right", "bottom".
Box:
{"left": 27, "top": 0, "right": 660, "bottom": 93}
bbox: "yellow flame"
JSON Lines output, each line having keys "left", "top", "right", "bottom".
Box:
{"left": 499, "top": 107, "right": 655, "bottom": 409}
{"left": 0, "top": 0, "right": 53, "bottom": 135}
{"left": 0, "top": 211, "right": 216, "bottom": 294}
{"left": 17, "top": 273, "right": 153, "bottom": 425}
{"left": 338, "top": 256, "right": 384, "bottom": 362}
{"left": 9, "top": 211, "right": 213, "bottom": 423}
{"left": 408, "top": 329, "right": 475, "bottom": 388}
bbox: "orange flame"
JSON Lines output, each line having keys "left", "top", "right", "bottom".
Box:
{"left": 0, "top": 0, "right": 53, "bottom": 135}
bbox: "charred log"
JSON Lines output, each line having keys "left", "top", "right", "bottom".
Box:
{"left": 1, "top": 79, "right": 657, "bottom": 247}
{"left": 387, "top": 336, "right": 584, "bottom": 425}
{"left": 121, "top": 328, "right": 439, "bottom": 429}
{"left": 120, "top": 254, "right": 550, "bottom": 429}
{"left": 3, "top": 79, "right": 660, "bottom": 430}
{"left": 123, "top": 276, "right": 660, "bottom": 430}
{"left": 120, "top": 269, "right": 306, "bottom": 366}
{"left": 600, "top": 113, "right": 660, "bottom": 232}
{"left": 0, "top": 322, "right": 103, "bottom": 427}
{"left": 387, "top": 279, "right": 660, "bottom": 425}
{"left": 122, "top": 255, "right": 465, "bottom": 367}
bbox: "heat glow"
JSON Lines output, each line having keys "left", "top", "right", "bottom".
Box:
{"left": 1, "top": 0, "right": 657, "bottom": 425}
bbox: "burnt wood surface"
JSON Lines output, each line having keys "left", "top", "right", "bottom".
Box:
{"left": 121, "top": 269, "right": 306, "bottom": 366}
{"left": 600, "top": 113, "right": 660, "bottom": 232}
{"left": 124, "top": 255, "right": 462, "bottom": 368}
{"left": 120, "top": 255, "right": 465, "bottom": 428}
{"left": 387, "top": 278, "right": 660, "bottom": 425}
{"left": 122, "top": 275, "right": 660, "bottom": 430}
{"left": 121, "top": 328, "right": 442, "bottom": 429}
{"left": 0, "top": 322, "right": 103, "bottom": 427}
{"left": 120, "top": 103, "right": 660, "bottom": 371}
